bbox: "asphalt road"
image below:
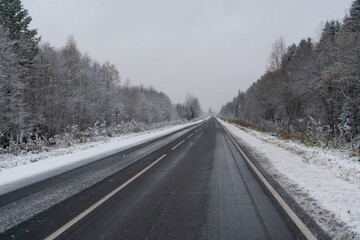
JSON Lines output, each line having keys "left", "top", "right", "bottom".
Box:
{"left": 2, "top": 117, "right": 298, "bottom": 239}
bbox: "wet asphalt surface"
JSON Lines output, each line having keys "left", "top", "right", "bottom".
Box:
{"left": 1, "top": 117, "right": 298, "bottom": 239}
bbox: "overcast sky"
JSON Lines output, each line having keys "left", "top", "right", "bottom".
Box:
{"left": 22, "top": 0, "right": 352, "bottom": 111}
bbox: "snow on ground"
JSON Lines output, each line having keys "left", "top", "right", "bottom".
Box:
{"left": 218, "top": 118, "right": 360, "bottom": 239}
{"left": 0, "top": 118, "right": 207, "bottom": 192}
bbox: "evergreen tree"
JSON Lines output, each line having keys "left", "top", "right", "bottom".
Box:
{"left": 285, "top": 43, "right": 297, "bottom": 62}
{"left": 0, "top": 0, "right": 38, "bottom": 40}
{"left": 344, "top": 0, "right": 360, "bottom": 32}
{"left": 0, "top": 24, "right": 29, "bottom": 134}
{"left": 349, "top": 0, "right": 360, "bottom": 21}
{"left": 0, "top": 0, "right": 40, "bottom": 135}
{"left": 321, "top": 20, "right": 341, "bottom": 38}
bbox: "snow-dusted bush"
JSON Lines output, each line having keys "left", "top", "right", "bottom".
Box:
{"left": 1, "top": 119, "right": 189, "bottom": 156}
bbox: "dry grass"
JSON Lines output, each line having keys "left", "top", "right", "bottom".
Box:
{"left": 279, "top": 130, "right": 292, "bottom": 140}
{"left": 223, "top": 118, "right": 265, "bottom": 132}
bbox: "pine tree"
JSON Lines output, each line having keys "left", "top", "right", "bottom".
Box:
{"left": 285, "top": 43, "right": 297, "bottom": 62}
{"left": 0, "top": 0, "right": 38, "bottom": 40}
{"left": 0, "top": 25, "right": 29, "bottom": 134}
{"left": 0, "top": 0, "right": 40, "bottom": 136}
{"left": 349, "top": 0, "right": 360, "bottom": 21}
{"left": 344, "top": 0, "right": 360, "bottom": 32}
{"left": 321, "top": 20, "right": 341, "bottom": 38}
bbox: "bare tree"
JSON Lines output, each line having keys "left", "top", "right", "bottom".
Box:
{"left": 267, "top": 36, "right": 286, "bottom": 72}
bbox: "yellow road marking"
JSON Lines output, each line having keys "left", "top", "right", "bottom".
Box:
{"left": 44, "top": 154, "right": 167, "bottom": 240}
{"left": 187, "top": 133, "right": 194, "bottom": 139}
{"left": 221, "top": 124, "right": 317, "bottom": 240}
{"left": 171, "top": 140, "right": 185, "bottom": 150}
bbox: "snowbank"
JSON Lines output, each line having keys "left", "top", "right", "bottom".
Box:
{"left": 218, "top": 118, "right": 360, "bottom": 239}
{"left": 0, "top": 118, "right": 207, "bottom": 192}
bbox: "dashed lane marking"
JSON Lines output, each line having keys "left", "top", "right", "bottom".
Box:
{"left": 171, "top": 140, "right": 185, "bottom": 150}
{"left": 187, "top": 133, "right": 194, "bottom": 139}
{"left": 44, "top": 154, "right": 167, "bottom": 240}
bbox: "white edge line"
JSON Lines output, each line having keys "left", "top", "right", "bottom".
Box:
{"left": 220, "top": 123, "right": 317, "bottom": 240}
{"left": 171, "top": 140, "right": 185, "bottom": 150}
{"left": 44, "top": 154, "right": 167, "bottom": 240}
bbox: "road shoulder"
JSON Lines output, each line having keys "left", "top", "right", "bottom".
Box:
{"left": 217, "top": 118, "right": 355, "bottom": 239}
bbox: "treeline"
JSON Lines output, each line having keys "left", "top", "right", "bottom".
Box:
{"left": 175, "top": 93, "right": 202, "bottom": 120}
{"left": 220, "top": 0, "right": 360, "bottom": 148}
{"left": 0, "top": 0, "right": 202, "bottom": 142}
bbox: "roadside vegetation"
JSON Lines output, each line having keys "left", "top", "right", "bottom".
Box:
{"left": 220, "top": 0, "right": 360, "bottom": 154}
{"left": 0, "top": 0, "right": 203, "bottom": 154}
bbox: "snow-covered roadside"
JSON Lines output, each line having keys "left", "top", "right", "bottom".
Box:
{"left": 218, "top": 118, "right": 360, "bottom": 239}
{"left": 0, "top": 118, "right": 207, "bottom": 191}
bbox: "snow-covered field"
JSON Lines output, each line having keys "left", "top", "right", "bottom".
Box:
{"left": 0, "top": 119, "right": 206, "bottom": 193}
{"left": 218, "top": 118, "right": 360, "bottom": 239}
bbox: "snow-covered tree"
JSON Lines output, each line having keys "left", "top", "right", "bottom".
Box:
{"left": 0, "top": 24, "right": 34, "bottom": 134}
{"left": 267, "top": 37, "right": 286, "bottom": 72}
{"left": 0, "top": 0, "right": 198, "bottom": 146}
{"left": 184, "top": 93, "right": 202, "bottom": 120}
{"left": 344, "top": 0, "right": 360, "bottom": 32}
{"left": 220, "top": 0, "right": 360, "bottom": 146}
{"left": 0, "top": 0, "right": 38, "bottom": 40}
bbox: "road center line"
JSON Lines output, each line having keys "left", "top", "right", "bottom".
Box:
{"left": 44, "top": 154, "right": 167, "bottom": 240}
{"left": 187, "top": 133, "right": 194, "bottom": 139}
{"left": 221, "top": 125, "right": 317, "bottom": 240}
{"left": 171, "top": 140, "right": 185, "bottom": 150}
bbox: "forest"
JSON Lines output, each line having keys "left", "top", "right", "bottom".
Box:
{"left": 0, "top": 0, "right": 202, "bottom": 149}
{"left": 220, "top": 0, "right": 360, "bottom": 151}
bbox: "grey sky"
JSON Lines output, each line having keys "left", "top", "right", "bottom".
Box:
{"left": 23, "top": 0, "right": 352, "bottom": 111}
